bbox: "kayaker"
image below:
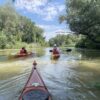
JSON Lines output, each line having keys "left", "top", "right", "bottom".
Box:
{"left": 52, "top": 44, "right": 59, "bottom": 55}
{"left": 20, "top": 47, "right": 28, "bottom": 54}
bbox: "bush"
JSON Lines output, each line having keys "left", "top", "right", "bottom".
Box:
{"left": 76, "top": 37, "right": 100, "bottom": 49}
{"left": 0, "top": 32, "right": 7, "bottom": 49}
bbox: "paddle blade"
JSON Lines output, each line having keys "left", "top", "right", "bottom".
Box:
{"left": 66, "top": 49, "right": 72, "bottom": 52}
{"left": 49, "top": 50, "right": 53, "bottom": 52}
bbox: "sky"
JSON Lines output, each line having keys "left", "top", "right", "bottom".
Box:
{"left": 0, "top": 0, "right": 71, "bottom": 40}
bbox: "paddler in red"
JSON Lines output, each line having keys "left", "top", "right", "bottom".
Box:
{"left": 20, "top": 47, "right": 28, "bottom": 54}
{"left": 52, "top": 44, "right": 59, "bottom": 55}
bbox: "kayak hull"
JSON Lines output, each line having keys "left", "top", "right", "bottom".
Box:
{"left": 9, "top": 52, "right": 33, "bottom": 59}
{"left": 15, "top": 53, "right": 32, "bottom": 58}
{"left": 19, "top": 65, "right": 51, "bottom": 100}
{"left": 51, "top": 54, "right": 60, "bottom": 59}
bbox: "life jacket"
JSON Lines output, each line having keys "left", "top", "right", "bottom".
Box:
{"left": 52, "top": 48, "right": 59, "bottom": 54}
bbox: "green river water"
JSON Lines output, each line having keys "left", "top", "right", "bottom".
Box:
{"left": 0, "top": 48, "right": 100, "bottom": 100}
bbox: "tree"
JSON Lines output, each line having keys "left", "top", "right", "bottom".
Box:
{"left": 0, "top": 5, "right": 45, "bottom": 48}
{"left": 59, "top": 0, "right": 100, "bottom": 49}
{"left": 0, "top": 31, "right": 7, "bottom": 49}
{"left": 48, "top": 34, "right": 80, "bottom": 47}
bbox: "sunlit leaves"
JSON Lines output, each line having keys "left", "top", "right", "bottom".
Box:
{"left": 0, "top": 5, "right": 45, "bottom": 48}
{"left": 48, "top": 34, "right": 80, "bottom": 47}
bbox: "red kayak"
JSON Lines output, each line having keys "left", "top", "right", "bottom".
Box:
{"left": 15, "top": 52, "right": 33, "bottom": 58}
{"left": 49, "top": 49, "right": 60, "bottom": 60}
{"left": 51, "top": 54, "right": 60, "bottom": 59}
{"left": 9, "top": 52, "right": 33, "bottom": 59}
{"left": 19, "top": 61, "right": 51, "bottom": 100}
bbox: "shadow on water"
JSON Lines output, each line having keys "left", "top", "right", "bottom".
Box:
{"left": 0, "top": 48, "right": 100, "bottom": 100}
{"left": 76, "top": 48, "right": 100, "bottom": 59}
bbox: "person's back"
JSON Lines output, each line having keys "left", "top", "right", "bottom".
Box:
{"left": 20, "top": 47, "right": 27, "bottom": 54}
{"left": 52, "top": 47, "right": 59, "bottom": 55}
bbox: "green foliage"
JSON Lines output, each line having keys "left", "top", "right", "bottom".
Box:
{"left": 59, "top": 15, "right": 67, "bottom": 24}
{"left": 60, "top": 0, "right": 100, "bottom": 49}
{"left": 76, "top": 36, "right": 100, "bottom": 49}
{"left": 67, "top": 0, "right": 100, "bottom": 38}
{"left": 48, "top": 34, "right": 80, "bottom": 47}
{"left": 0, "top": 5, "right": 45, "bottom": 49}
{"left": 0, "top": 31, "right": 7, "bottom": 49}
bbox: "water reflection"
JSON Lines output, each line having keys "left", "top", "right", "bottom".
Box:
{"left": 0, "top": 48, "right": 100, "bottom": 100}
{"left": 76, "top": 48, "right": 100, "bottom": 59}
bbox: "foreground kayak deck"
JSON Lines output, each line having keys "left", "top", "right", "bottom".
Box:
{"left": 19, "top": 62, "right": 51, "bottom": 100}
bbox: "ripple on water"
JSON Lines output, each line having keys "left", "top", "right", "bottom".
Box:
{"left": 0, "top": 48, "right": 100, "bottom": 100}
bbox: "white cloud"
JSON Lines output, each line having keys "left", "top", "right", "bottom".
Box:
{"left": 36, "top": 24, "right": 71, "bottom": 40}
{"left": 44, "top": 30, "right": 71, "bottom": 41}
{"left": 15, "top": 0, "right": 48, "bottom": 7}
{"left": 36, "top": 24, "right": 65, "bottom": 32}
{"left": 14, "top": 0, "right": 65, "bottom": 21}
{"left": 58, "top": 5, "right": 65, "bottom": 12}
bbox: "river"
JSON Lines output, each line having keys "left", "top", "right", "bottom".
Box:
{"left": 0, "top": 48, "right": 100, "bottom": 100}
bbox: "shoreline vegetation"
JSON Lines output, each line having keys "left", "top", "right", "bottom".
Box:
{"left": 0, "top": 5, "right": 46, "bottom": 49}
{"left": 0, "top": 2, "right": 100, "bottom": 50}
{"left": 0, "top": 43, "right": 45, "bottom": 57}
{"left": 59, "top": 0, "right": 100, "bottom": 50}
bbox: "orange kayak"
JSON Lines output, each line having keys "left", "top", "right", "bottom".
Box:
{"left": 19, "top": 61, "right": 51, "bottom": 100}
{"left": 51, "top": 54, "right": 60, "bottom": 59}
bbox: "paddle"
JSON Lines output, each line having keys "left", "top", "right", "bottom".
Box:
{"left": 49, "top": 50, "right": 53, "bottom": 52}
{"left": 66, "top": 49, "right": 72, "bottom": 52}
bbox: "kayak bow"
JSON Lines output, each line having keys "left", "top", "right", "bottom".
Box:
{"left": 19, "top": 61, "right": 51, "bottom": 100}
